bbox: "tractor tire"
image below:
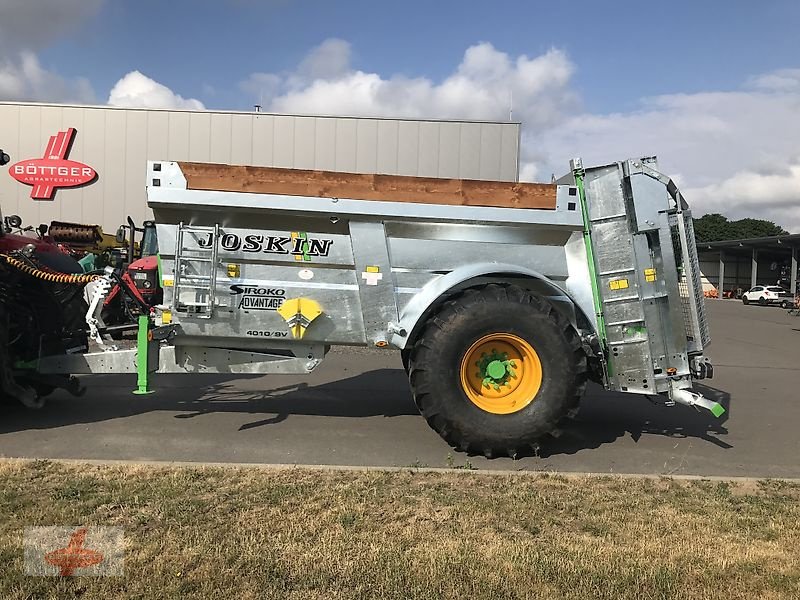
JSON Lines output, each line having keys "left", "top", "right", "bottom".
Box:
{"left": 407, "top": 284, "right": 588, "bottom": 458}
{"left": 742, "top": 297, "right": 749, "bottom": 305}
{"left": 401, "top": 349, "right": 411, "bottom": 372}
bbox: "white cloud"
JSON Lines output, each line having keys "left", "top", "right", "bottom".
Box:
{"left": 240, "top": 42, "right": 800, "bottom": 231}
{"left": 0, "top": 51, "right": 94, "bottom": 103}
{"left": 747, "top": 68, "right": 800, "bottom": 92}
{"left": 535, "top": 78, "right": 800, "bottom": 230}
{"left": 241, "top": 39, "right": 577, "bottom": 127}
{"left": 108, "top": 71, "right": 205, "bottom": 110}
{"left": 240, "top": 72, "right": 283, "bottom": 106}
{"left": 296, "top": 38, "right": 352, "bottom": 81}
{"left": 686, "top": 162, "right": 800, "bottom": 231}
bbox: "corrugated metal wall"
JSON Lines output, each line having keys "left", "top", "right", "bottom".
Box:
{"left": 0, "top": 102, "right": 520, "bottom": 232}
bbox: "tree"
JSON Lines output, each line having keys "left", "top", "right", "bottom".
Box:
{"left": 693, "top": 213, "right": 788, "bottom": 243}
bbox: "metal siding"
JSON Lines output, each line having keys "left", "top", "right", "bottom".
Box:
{"left": 292, "top": 116, "right": 316, "bottom": 169}
{"left": 16, "top": 106, "right": 42, "bottom": 218}
{"left": 103, "top": 109, "right": 127, "bottom": 229}
{"left": 81, "top": 108, "right": 108, "bottom": 225}
{"left": 458, "top": 123, "right": 481, "bottom": 180}
{"left": 125, "top": 111, "right": 148, "bottom": 223}
{"left": 0, "top": 103, "right": 20, "bottom": 217}
{"left": 355, "top": 119, "right": 378, "bottom": 173}
{"left": 0, "top": 103, "right": 520, "bottom": 232}
{"left": 251, "top": 114, "right": 274, "bottom": 165}
{"left": 417, "top": 121, "right": 440, "bottom": 178}
{"left": 375, "top": 119, "right": 399, "bottom": 175}
{"left": 335, "top": 118, "right": 358, "bottom": 172}
{"left": 188, "top": 112, "right": 211, "bottom": 162}
{"left": 60, "top": 106, "right": 85, "bottom": 222}
{"left": 500, "top": 123, "right": 520, "bottom": 182}
{"left": 229, "top": 114, "right": 253, "bottom": 165}
{"left": 209, "top": 113, "right": 232, "bottom": 164}
{"left": 479, "top": 123, "right": 502, "bottom": 181}
{"left": 313, "top": 117, "right": 334, "bottom": 170}
{"left": 144, "top": 111, "right": 170, "bottom": 225}
{"left": 167, "top": 111, "right": 191, "bottom": 159}
{"left": 437, "top": 121, "right": 461, "bottom": 178}
{"left": 146, "top": 111, "right": 170, "bottom": 164}
{"left": 273, "top": 115, "right": 295, "bottom": 168}
{"left": 397, "top": 120, "right": 419, "bottom": 176}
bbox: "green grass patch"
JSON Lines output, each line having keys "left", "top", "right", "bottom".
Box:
{"left": 0, "top": 460, "right": 798, "bottom": 599}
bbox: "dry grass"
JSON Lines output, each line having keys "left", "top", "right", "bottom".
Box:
{"left": 0, "top": 459, "right": 798, "bottom": 599}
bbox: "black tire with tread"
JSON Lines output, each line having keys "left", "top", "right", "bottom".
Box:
{"left": 742, "top": 297, "right": 749, "bottom": 305}
{"left": 406, "top": 284, "right": 588, "bottom": 457}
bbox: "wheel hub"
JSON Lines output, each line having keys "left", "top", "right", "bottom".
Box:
{"left": 460, "top": 333, "right": 543, "bottom": 415}
{"left": 474, "top": 351, "right": 518, "bottom": 390}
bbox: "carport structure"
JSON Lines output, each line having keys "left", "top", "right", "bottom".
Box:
{"left": 697, "top": 234, "right": 800, "bottom": 296}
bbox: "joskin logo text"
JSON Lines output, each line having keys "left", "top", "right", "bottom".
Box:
{"left": 229, "top": 286, "right": 285, "bottom": 311}
{"left": 199, "top": 231, "right": 333, "bottom": 261}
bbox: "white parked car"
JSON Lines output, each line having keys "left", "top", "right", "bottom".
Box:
{"left": 741, "top": 285, "right": 793, "bottom": 308}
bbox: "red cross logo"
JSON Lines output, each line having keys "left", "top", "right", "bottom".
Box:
{"left": 44, "top": 527, "right": 104, "bottom": 576}
{"left": 8, "top": 128, "right": 97, "bottom": 200}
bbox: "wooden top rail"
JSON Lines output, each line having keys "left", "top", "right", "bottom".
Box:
{"left": 178, "top": 162, "right": 557, "bottom": 211}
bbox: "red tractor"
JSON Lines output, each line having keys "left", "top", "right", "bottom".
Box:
{"left": 1, "top": 146, "right": 164, "bottom": 405}
{"left": 100, "top": 217, "right": 162, "bottom": 335}
{"left": 0, "top": 148, "right": 89, "bottom": 406}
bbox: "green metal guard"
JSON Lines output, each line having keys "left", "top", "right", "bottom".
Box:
{"left": 133, "top": 314, "right": 154, "bottom": 395}
{"left": 573, "top": 162, "right": 611, "bottom": 378}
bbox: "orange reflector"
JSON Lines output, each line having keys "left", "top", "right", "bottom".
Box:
{"left": 667, "top": 367, "right": 677, "bottom": 375}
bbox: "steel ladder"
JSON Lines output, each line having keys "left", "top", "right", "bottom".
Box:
{"left": 172, "top": 222, "right": 219, "bottom": 318}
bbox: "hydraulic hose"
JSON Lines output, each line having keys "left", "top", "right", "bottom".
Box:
{"left": 0, "top": 253, "right": 99, "bottom": 284}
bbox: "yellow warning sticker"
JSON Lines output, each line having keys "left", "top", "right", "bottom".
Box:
{"left": 277, "top": 297, "right": 323, "bottom": 339}
{"left": 644, "top": 268, "right": 657, "bottom": 282}
{"left": 609, "top": 279, "right": 629, "bottom": 290}
{"left": 366, "top": 265, "right": 380, "bottom": 273}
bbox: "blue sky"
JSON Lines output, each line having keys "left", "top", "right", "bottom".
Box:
{"left": 2, "top": 0, "right": 800, "bottom": 228}
{"left": 35, "top": 0, "right": 800, "bottom": 113}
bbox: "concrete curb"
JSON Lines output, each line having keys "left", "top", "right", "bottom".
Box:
{"left": 2, "top": 456, "right": 799, "bottom": 484}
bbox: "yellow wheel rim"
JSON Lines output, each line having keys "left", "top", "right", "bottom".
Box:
{"left": 459, "top": 333, "right": 542, "bottom": 415}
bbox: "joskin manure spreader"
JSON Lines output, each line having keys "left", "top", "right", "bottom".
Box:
{"left": 0, "top": 152, "right": 719, "bottom": 457}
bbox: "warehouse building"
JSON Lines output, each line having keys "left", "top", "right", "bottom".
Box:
{"left": 0, "top": 101, "right": 521, "bottom": 232}
{"left": 698, "top": 235, "right": 800, "bottom": 295}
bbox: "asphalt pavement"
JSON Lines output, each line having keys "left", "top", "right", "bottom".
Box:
{"left": 1, "top": 300, "right": 798, "bottom": 477}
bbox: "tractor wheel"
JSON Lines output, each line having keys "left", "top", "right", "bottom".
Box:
{"left": 407, "top": 284, "right": 588, "bottom": 458}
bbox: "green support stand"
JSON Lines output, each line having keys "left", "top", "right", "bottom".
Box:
{"left": 133, "top": 314, "right": 155, "bottom": 395}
